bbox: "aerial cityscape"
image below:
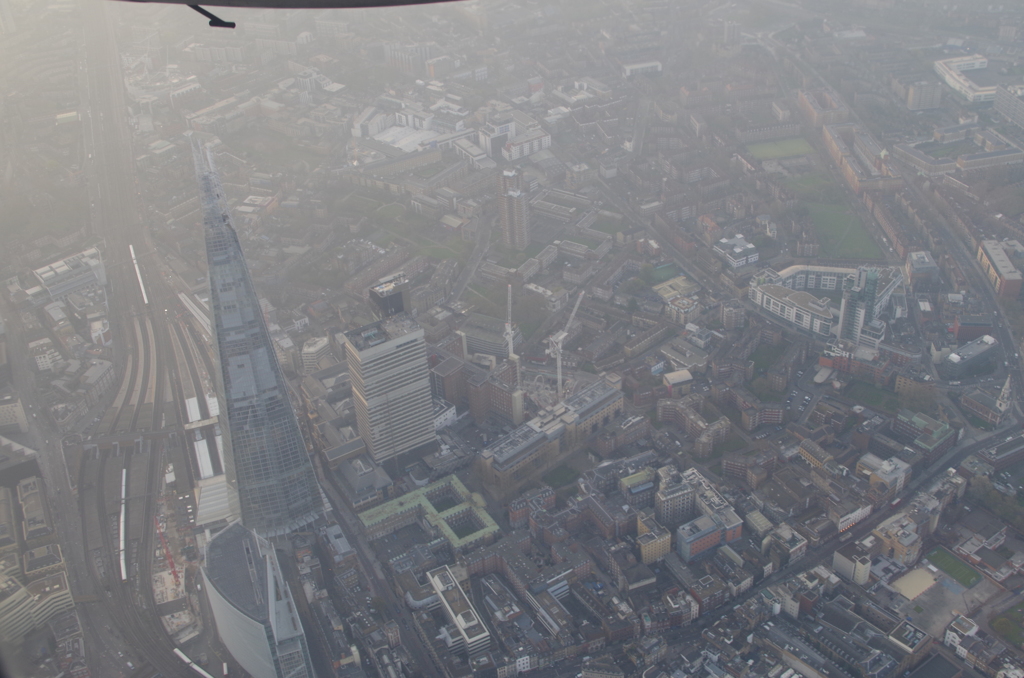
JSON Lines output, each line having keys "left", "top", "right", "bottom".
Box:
{"left": 8, "top": 0, "right": 1024, "bottom": 677}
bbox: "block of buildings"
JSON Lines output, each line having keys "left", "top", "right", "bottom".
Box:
{"left": 31, "top": 248, "right": 106, "bottom": 301}
{"left": 358, "top": 475, "right": 499, "bottom": 550}
{"left": 17, "top": 477, "right": 51, "bottom": 543}
{"left": 798, "top": 88, "right": 849, "bottom": 127}
{"left": 832, "top": 541, "right": 872, "bottom": 585}
{"left": 476, "top": 380, "right": 623, "bottom": 496}
{"left": 855, "top": 453, "right": 912, "bottom": 506}
{"left": 960, "top": 377, "right": 1012, "bottom": 426}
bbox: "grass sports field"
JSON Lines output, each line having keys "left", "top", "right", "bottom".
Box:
{"left": 746, "top": 138, "right": 815, "bottom": 160}
{"left": 926, "top": 547, "right": 982, "bottom": 587}
{"left": 807, "top": 202, "right": 884, "bottom": 259}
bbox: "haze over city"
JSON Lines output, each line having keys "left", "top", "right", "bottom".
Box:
{"left": 6, "top": 1, "right": 1024, "bottom": 678}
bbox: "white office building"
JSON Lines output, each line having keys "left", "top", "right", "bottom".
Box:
{"left": 427, "top": 565, "right": 491, "bottom": 658}
{"left": 748, "top": 284, "right": 834, "bottom": 337}
{"left": 342, "top": 316, "right": 435, "bottom": 463}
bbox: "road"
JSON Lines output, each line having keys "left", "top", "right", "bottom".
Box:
{"left": 450, "top": 214, "right": 493, "bottom": 303}
{"left": 899, "top": 175, "right": 1024, "bottom": 415}
{"left": 313, "top": 455, "right": 442, "bottom": 678}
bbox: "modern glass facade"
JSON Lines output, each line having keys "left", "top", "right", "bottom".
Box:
{"left": 203, "top": 523, "right": 314, "bottom": 678}
{"left": 198, "top": 157, "right": 322, "bottom": 536}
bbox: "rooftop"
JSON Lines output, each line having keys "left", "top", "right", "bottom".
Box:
{"left": 427, "top": 565, "right": 490, "bottom": 641}
{"left": 204, "top": 522, "right": 270, "bottom": 622}
{"left": 757, "top": 284, "right": 833, "bottom": 317}
{"left": 980, "top": 240, "right": 1023, "bottom": 281}
{"left": 369, "top": 272, "right": 409, "bottom": 296}
{"left": 343, "top": 315, "right": 421, "bottom": 351}
{"left": 907, "top": 251, "right": 939, "bottom": 270}
{"left": 358, "top": 476, "right": 500, "bottom": 548}
{"left": 947, "top": 334, "right": 999, "bottom": 363}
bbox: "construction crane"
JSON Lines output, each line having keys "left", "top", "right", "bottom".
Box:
{"left": 547, "top": 291, "right": 585, "bottom": 403}
{"left": 504, "top": 284, "right": 518, "bottom": 389}
{"left": 155, "top": 516, "right": 180, "bottom": 586}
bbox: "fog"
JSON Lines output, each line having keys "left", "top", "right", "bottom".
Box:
{"left": 2, "top": 0, "right": 1024, "bottom": 676}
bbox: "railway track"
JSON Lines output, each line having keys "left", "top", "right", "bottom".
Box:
{"left": 79, "top": 440, "right": 190, "bottom": 678}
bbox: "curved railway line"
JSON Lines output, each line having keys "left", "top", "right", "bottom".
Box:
{"left": 73, "top": 0, "right": 205, "bottom": 672}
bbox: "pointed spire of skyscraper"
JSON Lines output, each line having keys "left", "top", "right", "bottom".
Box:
{"left": 192, "top": 134, "right": 322, "bottom": 537}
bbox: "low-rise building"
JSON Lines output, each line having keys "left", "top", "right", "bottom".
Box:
{"left": 938, "top": 335, "right": 1001, "bottom": 380}
{"left": 977, "top": 240, "right": 1024, "bottom": 298}
{"left": 871, "top": 512, "right": 924, "bottom": 565}
{"left": 832, "top": 541, "right": 872, "bottom": 585}
{"left": 713, "top": 235, "right": 759, "bottom": 268}
{"left": 748, "top": 283, "right": 834, "bottom": 337}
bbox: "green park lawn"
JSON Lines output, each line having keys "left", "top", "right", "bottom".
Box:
{"left": 846, "top": 382, "right": 900, "bottom": 414}
{"left": 746, "top": 138, "right": 815, "bottom": 160}
{"left": 374, "top": 203, "right": 406, "bottom": 220}
{"left": 750, "top": 343, "right": 787, "bottom": 371}
{"left": 339, "top": 194, "right": 381, "bottom": 216}
{"left": 590, "top": 217, "right": 625, "bottom": 234}
{"left": 807, "top": 202, "right": 884, "bottom": 259}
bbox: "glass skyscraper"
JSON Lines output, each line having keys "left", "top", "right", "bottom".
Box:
{"left": 196, "top": 146, "right": 322, "bottom": 536}
{"left": 204, "top": 523, "right": 314, "bottom": 678}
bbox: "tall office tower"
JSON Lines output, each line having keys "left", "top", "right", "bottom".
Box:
{"left": 840, "top": 267, "right": 877, "bottom": 339}
{"left": 654, "top": 466, "right": 695, "bottom": 528}
{"left": 194, "top": 142, "right": 322, "bottom": 536}
{"left": 498, "top": 169, "right": 531, "bottom": 251}
{"left": 906, "top": 81, "right": 943, "bottom": 111}
{"left": 723, "top": 21, "right": 741, "bottom": 46}
{"left": 342, "top": 316, "right": 435, "bottom": 463}
{"left": 203, "top": 523, "right": 314, "bottom": 678}
{"left": 839, "top": 267, "right": 886, "bottom": 347}
{"left": 996, "top": 85, "right": 1024, "bottom": 132}
{"left": 368, "top": 273, "right": 411, "bottom": 319}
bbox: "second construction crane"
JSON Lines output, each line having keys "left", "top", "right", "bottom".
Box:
{"left": 505, "top": 284, "right": 518, "bottom": 389}
{"left": 547, "top": 291, "right": 584, "bottom": 403}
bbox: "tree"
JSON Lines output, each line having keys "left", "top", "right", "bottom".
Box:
{"left": 902, "top": 389, "right": 937, "bottom": 416}
{"left": 966, "top": 477, "right": 1024, "bottom": 534}
{"left": 992, "top": 617, "right": 1018, "bottom": 642}
{"left": 622, "top": 277, "right": 648, "bottom": 295}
